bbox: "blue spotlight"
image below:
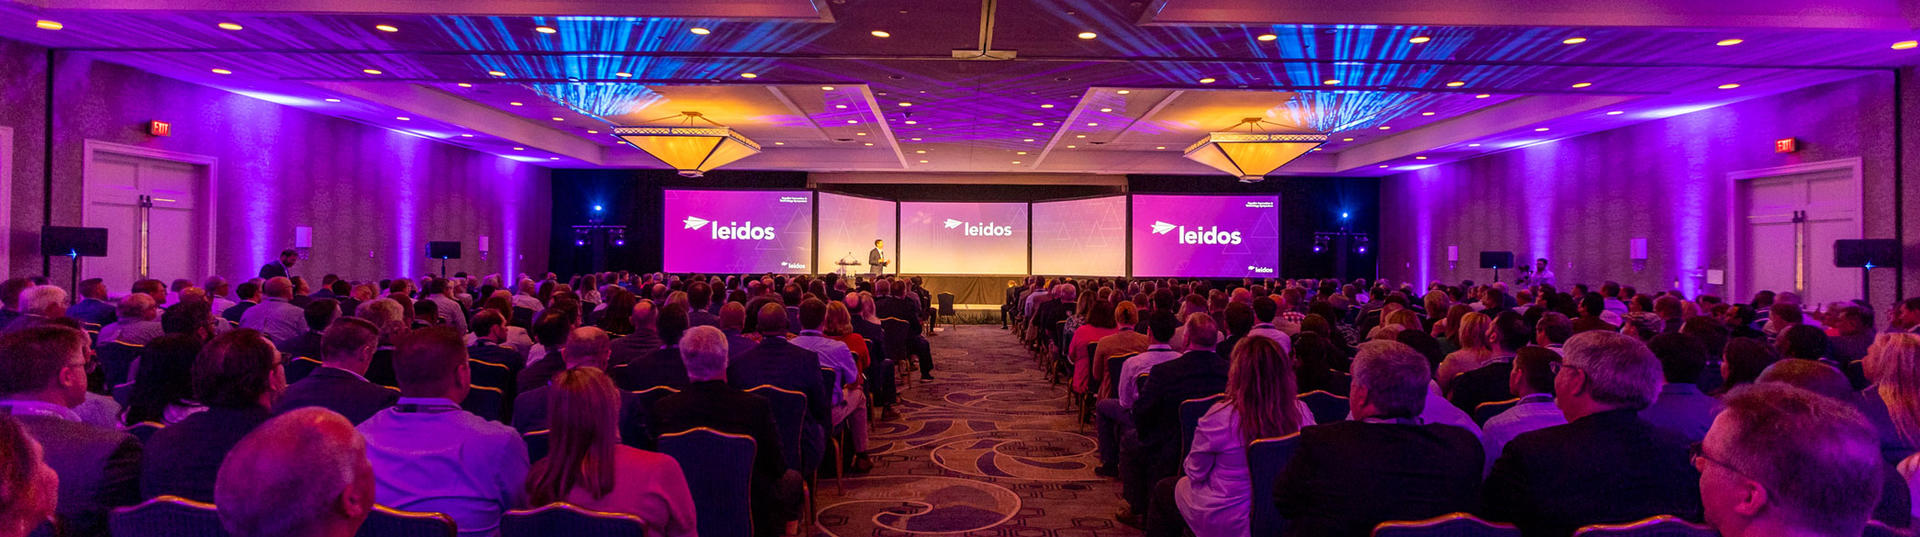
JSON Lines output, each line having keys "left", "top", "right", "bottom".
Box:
{"left": 592, "top": 204, "right": 604, "bottom": 212}
{"left": 1340, "top": 211, "right": 1350, "bottom": 220}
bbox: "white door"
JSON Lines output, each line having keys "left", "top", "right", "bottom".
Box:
{"left": 84, "top": 151, "right": 208, "bottom": 294}
{"left": 1733, "top": 164, "right": 1861, "bottom": 307}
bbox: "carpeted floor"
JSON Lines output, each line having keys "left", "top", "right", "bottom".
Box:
{"left": 813, "top": 324, "right": 1141, "bottom": 537}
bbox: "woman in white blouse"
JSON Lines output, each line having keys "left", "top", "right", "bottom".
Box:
{"left": 1172, "top": 334, "right": 1314, "bottom": 537}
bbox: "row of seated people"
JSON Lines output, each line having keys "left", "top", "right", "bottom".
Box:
{"left": 0, "top": 269, "right": 941, "bottom": 537}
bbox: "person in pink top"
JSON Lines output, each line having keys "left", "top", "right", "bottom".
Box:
{"left": 525, "top": 368, "right": 696, "bottom": 537}
{"left": 1069, "top": 300, "right": 1125, "bottom": 394}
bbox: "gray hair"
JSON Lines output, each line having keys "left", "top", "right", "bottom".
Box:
{"left": 680, "top": 326, "right": 729, "bottom": 381}
{"left": 1053, "top": 283, "right": 1078, "bottom": 301}
{"left": 1561, "top": 330, "right": 1663, "bottom": 410}
{"left": 215, "top": 407, "right": 367, "bottom": 537}
{"left": 1351, "top": 340, "right": 1431, "bottom": 418}
{"left": 19, "top": 285, "right": 66, "bottom": 314}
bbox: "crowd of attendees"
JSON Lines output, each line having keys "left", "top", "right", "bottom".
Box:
{"left": 1006, "top": 275, "right": 1920, "bottom": 537}
{"left": 0, "top": 263, "right": 940, "bottom": 537}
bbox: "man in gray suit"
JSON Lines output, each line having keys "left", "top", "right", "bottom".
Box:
{"left": 0, "top": 325, "right": 142, "bottom": 537}
{"left": 868, "top": 239, "right": 888, "bottom": 275}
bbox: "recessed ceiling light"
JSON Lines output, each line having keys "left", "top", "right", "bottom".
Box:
{"left": 615, "top": 72, "right": 632, "bottom": 78}
{"left": 1378, "top": 126, "right": 1392, "bottom": 130}
{"left": 549, "top": 157, "right": 559, "bottom": 160}
{"left": 904, "top": 120, "right": 918, "bottom": 125}
{"left": 1077, "top": 32, "right": 1097, "bottom": 40}
{"left": 1409, "top": 36, "right": 1431, "bottom": 44}
{"left": 551, "top": 117, "right": 564, "bottom": 121}
{"left": 534, "top": 25, "right": 557, "bottom": 34}
{"left": 217, "top": 22, "right": 243, "bottom": 31}
{"left": 362, "top": 68, "right": 383, "bottom": 75}
{"left": 915, "top": 150, "right": 926, "bottom": 154}
{"left": 1199, "top": 77, "right": 1216, "bottom": 84}
{"left": 1562, "top": 37, "right": 1587, "bottom": 45}
{"left": 1012, "top": 160, "right": 1022, "bottom": 164}
{"left": 1342, "top": 137, "right": 1354, "bottom": 141}
{"left": 1086, "top": 122, "right": 1098, "bottom": 126}
{"left": 911, "top": 137, "right": 922, "bottom": 141}
{"left": 1606, "top": 110, "right": 1625, "bottom": 115}
{"left": 1414, "top": 156, "right": 1427, "bottom": 160}
{"left": 1894, "top": 40, "right": 1918, "bottom": 50}
{"left": 898, "top": 102, "right": 911, "bottom": 107}
{"left": 374, "top": 24, "right": 398, "bottom": 32}
{"left": 863, "top": 142, "right": 874, "bottom": 146}
{"left": 1023, "top": 138, "right": 1034, "bottom": 142}
{"left": 1155, "top": 146, "right": 1166, "bottom": 150}
{"left": 1310, "top": 148, "right": 1321, "bottom": 151}
{"left": 457, "top": 83, "right": 472, "bottom": 88}
{"left": 1379, "top": 164, "right": 1389, "bottom": 168}
{"left": 1718, "top": 83, "right": 1741, "bottom": 89}
{"left": 1076, "top": 134, "right": 1086, "bottom": 138}
{"left": 587, "top": 130, "right": 599, "bottom": 134}
{"left": 846, "top": 119, "right": 858, "bottom": 124}
{"left": 1468, "top": 143, "right": 1481, "bottom": 147}
{"left": 35, "top": 20, "right": 62, "bottom": 30}
{"left": 1016, "top": 151, "right": 1028, "bottom": 155}
{"left": 771, "top": 141, "right": 783, "bottom": 146}
{"left": 488, "top": 70, "right": 507, "bottom": 77}
{"left": 1571, "top": 82, "right": 1592, "bottom": 88}
{"left": 870, "top": 30, "right": 891, "bottom": 38}
{"left": 1475, "top": 94, "right": 1491, "bottom": 99}
{"left": 1040, "top": 104, "right": 1054, "bottom": 109}
{"left": 1421, "top": 112, "right": 1435, "bottom": 116}
{"left": 1067, "top": 145, "right": 1077, "bottom": 148}
{"left": 820, "top": 86, "right": 834, "bottom": 90}
{"left": 1534, "top": 127, "right": 1550, "bottom": 131}
{"left": 856, "top": 132, "right": 867, "bottom": 136}
{"left": 1445, "top": 81, "right": 1465, "bottom": 87}
{"left": 738, "top": 72, "right": 759, "bottom": 79}
{"left": 513, "top": 147, "right": 524, "bottom": 151}
{"left": 1323, "top": 79, "right": 1341, "bottom": 85}
{"left": 210, "top": 68, "right": 232, "bottom": 75}
{"left": 325, "top": 98, "right": 342, "bottom": 103}
{"left": 1032, "top": 122, "right": 1044, "bottom": 126}
{"left": 396, "top": 116, "right": 411, "bottom": 121}
{"left": 510, "top": 102, "right": 523, "bottom": 106}
{"left": 1099, "top": 107, "right": 1112, "bottom": 112}
{"left": 835, "top": 104, "right": 847, "bottom": 109}
{"left": 1716, "top": 38, "right": 1743, "bottom": 46}
{"left": 690, "top": 27, "right": 711, "bottom": 35}
{"left": 1117, "top": 90, "right": 1131, "bottom": 95}
{"left": 460, "top": 134, "right": 473, "bottom": 137}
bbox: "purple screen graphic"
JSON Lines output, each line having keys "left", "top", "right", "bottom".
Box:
{"left": 1033, "top": 196, "right": 1127, "bottom": 276}
{"left": 1131, "top": 194, "right": 1281, "bottom": 278}
{"left": 899, "top": 201, "right": 1029, "bottom": 275}
{"left": 662, "top": 190, "right": 813, "bottom": 274}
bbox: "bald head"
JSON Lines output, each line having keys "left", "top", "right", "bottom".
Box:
{"left": 264, "top": 277, "right": 294, "bottom": 299}
{"left": 215, "top": 408, "right": 374, "bottom": 537}
{"left": 629, "top": 300, "right": 657, "bottom": 333}
{"left": 562, "top": 326, "right": 612, "bottom": 369}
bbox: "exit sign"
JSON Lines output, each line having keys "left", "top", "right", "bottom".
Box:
{"left": 148, "top": 120, "right": 171, "bottom": 137}
{"left": 1774, "top": 137, "right": 1798, "bottom": 153}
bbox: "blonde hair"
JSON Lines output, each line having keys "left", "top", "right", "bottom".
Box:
{"left": 526, "top": 367, "right": 620, "bottom": 505}
{"left": 1226, "top": 336, "right": 1304, "bottom": 444}
{"left": 1456, "top": 312, "right": 1493, "bottom": 352}
{"left": 1867, "top": 333, "right": 1920, "bottom": 446}
{"left": 1385, "top": 309, "right": 1422, "bottom": 333}
{"left": 823, "top": 301, "right": 855, "bottom": 337}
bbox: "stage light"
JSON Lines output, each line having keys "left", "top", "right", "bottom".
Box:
{"left": 1716, "top": 38, "right": 1743, "bottom": 46}
{"left": 1571, "top": 82, "right": 1592, "bottom": 88}
{"left": 614, "top": 111, "right": 761, "bottom": 178}
{"left": 1476, "top": 94, "right": 1491, "bottom": 98}
{"left": 1257, "top": 34, "right": 1277, "bottom": 41}
{"left": 1446, "top": 81, "right": 1465, "bottom": 87}
{"left": 1355, "top": 236, "right": 1370, "bottom": 255}
{"left": 610, "top": 228, "right": 626, "bottom": 247}
{"left": 1717, "top": 83, "right": 1741, "bottom": 89}
{"left": 375, "top": 24, "right": 398, "bottom": 32}
{"left": 870, "top": 30, "right": 891, "bottom": 38}
{"left": 325, "top": 98, "right": 342, "bottom": 103}
{"left": 1077, "top": 32, "right": 1097, "bottom": 40}
{"left": 211, "top": 68, "right": 232, "bottom": 75}
{"left": 1606, "top": 110, "right": 1625, "bottom": 115}
{"left": 740, "top": 72, "right": 757, "bottom": 78}
{"left": 1183, "top": 117, "right": 1326, "bottom": 182}
{"left": 690, "top": 27, "right": 710, "bottom": 35}
{"left": 35, "top": 20, "right": 62, "bottom": 30}
{"left": 773, "top": 141, "right": 784, "bottom": 145}
{"left": 1341, "top": 212, "right": 1350, "bottom": 219}
{"left": 1199, "top": 77, "right": 1216, "bottom": 84}
{"left": 218, "top": 22, "right": 243, "bottom": 31}
{"left": 1895, "top": 40, "right": 1918, "bottom": 50}
{"left": 592, "top": 204, "right": 603, "bottom": 212}
{"left": 1562, "top": 37, "right": 1587, "bottom": 45}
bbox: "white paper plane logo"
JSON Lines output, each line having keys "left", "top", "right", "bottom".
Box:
{"left": 682, "top": 216, "right": 710, "bottom": 230}
{"left": 1151, "top": 221, "right": 1177, "bottom": 235}
{"left": 943, "top": 218, "right": 963, "bottom": 229}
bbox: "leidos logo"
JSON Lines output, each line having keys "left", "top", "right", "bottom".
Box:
{"left": 1151, "top": 221, "right": 1242, "bottom": 245}
{"left": 683, "top": 216, "right": 776, "bottom": 240}
{"left": 946, "top": 218, "right": 1012, "bottom": 237}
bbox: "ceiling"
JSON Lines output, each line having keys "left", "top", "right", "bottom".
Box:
{"left": 1, "top": 0, "right": 1916, "bottom": 177}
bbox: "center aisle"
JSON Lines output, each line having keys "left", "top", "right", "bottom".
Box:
{"left": 812, "top": 324, "right": 1141, "bottom": 537}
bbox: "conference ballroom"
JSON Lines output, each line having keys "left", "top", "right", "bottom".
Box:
{"left": 4, "top": 2, "right": 1920, "bottom": 537}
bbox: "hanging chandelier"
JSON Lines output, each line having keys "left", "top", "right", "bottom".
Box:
{"left": 1183, "top": 117, "right": 1326, "bottom": 183}
{"left": 614, "top": 111, "right": 761, "bottom": 177}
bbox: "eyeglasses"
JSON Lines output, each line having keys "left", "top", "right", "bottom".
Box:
{"left": 1689, "top": 442, "right": 1744, "bottom": 476}
{"left": 1548, "top": 362, "right": 1580, "bottom": 375}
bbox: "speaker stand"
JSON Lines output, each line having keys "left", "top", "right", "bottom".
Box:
{"left": 1490, "top": 267, "right": 1500, "bottom": 283}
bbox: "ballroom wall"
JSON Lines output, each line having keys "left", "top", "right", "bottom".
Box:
{"left": 1377, "top": 71, "right": 1916, "bottom": 309}
{"left": 0, "top": 39, "right": 551, "bottom": 286}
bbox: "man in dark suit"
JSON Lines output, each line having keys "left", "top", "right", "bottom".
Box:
{"left": 874, "top": 279, "right": 933, "bottom": 379}
{"left": 516, "top": 310, "right": 572, "bottom": 393}
{"left": 278, "top": 299, "right": 338, "bottom": 361}
{"left": 275, "top": 318, "right": 399, "bottom": 424}
{"left": 512, "top": 326, "right": 649, "bottom": 448}
{"left": 141, "top": 329, "right": 283, "bottom": 503}
{"left": 867, "top": 239, "right": 888, "bottom": 276}
{"left": 467, "top": 310, "right": 524, "bottom": 370}
{"left": 729, "top": 302, "right": 828, "bottom": 476}
{"left": 1448, "top": 312, "right": 1530, "bottom": 413}
{"left": 259, "top": 248, "right": 298, "bottom": 279}
{"left": 1278, "top": 340, "right": 1485, "bottom": 537}
{"left": 1124, "top": 313, "right": 1229, "bottom": 519}
{"left": 223, "top": 281, "right": 262, "bottom": 325}
{"left": 686, "top": 281, "right": 720, "bottom": 328}
{"left": 67, "top": 278, "right": 117, "bottom": 327}
{"left": 653, "top": 326, "right": 802, "bottom": 537}
{"left": 1482, "top": 331, "right": 1702, "bottom": 537}
{"left": 0, "top": 326, "right": 142, "bottom": 537}
{"left": 615, "top": 303, "right": 691, "bottom": 391}
{"left": 608, "top": 301, "right": 662, "bottom": 366}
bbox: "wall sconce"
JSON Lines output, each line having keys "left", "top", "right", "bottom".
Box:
{"left": 478, "top": 235, "right": 490, "bottom": 260}
{"left": 294, "top": 226, "right": 313, "bottom": 260}
{"left": 1447, "top": 245, "right": 1459, "bottom": 271}
{"left": 1630, "top": 237, "right": 1648, "bottom": 273}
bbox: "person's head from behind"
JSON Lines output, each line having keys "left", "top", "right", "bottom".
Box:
{"left": 305, "top": 299, "right": 340, "bottom": 334}
{"left": 1219, "top": 302, "right": 1253, "bottom": 337}
{"left": 1349, "top": 340, "right": 1430, "bottom": 420}
{"left": 1776, "top": 324, "right": 1829, "bottom": 361}
{"left": 1555, "top": 330, "right": 1662, "bottom": 419}
{"left": 1536, "top": 312, "right": 1573, "bottom": 346}
{"left": 215, "top": 408, "right": 373, "bottom": 537}
{"left": 798, "top": 298, "right": 828, "bottom": 331}
{"left": 321, "top": 317, "right": 380, "bottom": 374}
{"left": 0, "top": 413, "right": 57, "bottom": 537}
{"left": 718, "top": 302, "right": 747, "bottom": 333}
{"left": 195, "top": 329, "right": 286, "bottom": 410}
{"left": 1700, "top": 384, "right": 1880, "bottom": 537}
{"left": 470, "top": 310, "right": 508, "bottom": 344}
{"left": 1510, "top": 346, "right": 1560, "bottom": 398}
{"left": 1490, "top": 311, "right": 1530, "bottom": 352}
{"left": 117, "top": 293, "right": 157, "bottom": 322}
{"left": 1251, "top": 296, "right": 1278, "bottom": 324}
{"left": 1722, "top": 338, "right": 1782, "bottom": 392}
{"left": 1226, "top": 335, "right": 1302, "bottom": 443}
{"left": 681, "top": 326, "right": 729, "bottom": 382}
{"left": 526, "top": 367, "right": 621, "bottom": 506}
{"left": 1184, "top": 313, "right": 1220, "bottom": 350}
{"left": 1757, "top": 359, "right": 1855, "bottom": 404}
{"left": 628, "top": 300, "right": 657, "bottom": 334}
{"left": 263, "top": 277, "right": 293, "bottom": 300}
{"left": 161, "top": 300, "right": 214, "bottom": 338}
{"left": 1146, "top": 310, "right": 1178, "bottom": 344}
{"left": 16, "top": 286, "right": 65, "bottom": 318}
{"left": 278, "top": 248, "right": 300, "bottom": 267}
{"left": 132, "top": 279, "right": 166, "bottom": 304}
{"left": 755, "top": 302, "right": 789, "bottom": 337}
{"left": 563, "top": 327, "right": 612, "bottom": 370}
{"left": 1647, "top": 333, "right": 1708, "bottom": 386}
{"left": 392, "top": 327, "right": 470, "bottom": 401}
{"left": 1456, "top": 312, "right": 1493, "bottom": 351}
{"left": 0, "top": 326, "right": 92, "bottom": 408}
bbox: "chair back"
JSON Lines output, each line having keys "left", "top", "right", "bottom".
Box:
{"left": 821, "top": 366, "right": 840, "bottom": 393}
{"left": 1178, "top": 394, "right": 1226, "bottom": 458}
{"left": 522, "top": 430, "right": 550, "bottom": 463}
{"left": 658, "top": 428, "right": 756, "bottom": 537}
{"left": 1100, "top": 353, "right": 1135, "bottom": 398}
{"left": 462, "top": 385, "right": 507, "bottom": 422}
{"left": 469, "top": 359, "right": 513, "bottom": 392}
{"left": 1472, "top": 398, "right": 1520, "bottom": 426}
{"left": 285, "top": 356, "right": 323, "bottom": 384}
{"left": 128, "top": 422, "right": 166, "bottom": 444}
{"left": 355, "top": 505, "right": 457, "bottom": 537}
{"left": 1135, "top": 372, "right": 1150, "bottom": 394}
{"left": 1248, "top": 434, "right": 1302, "bottom": 537}
{"left": 97, "top": 341, "right": 144, "bottom": 389}
{"left": 747, "top": 384, "right": 808, "bottom": 471}
{"left": 1570, "top": 515, "right": 1716, "bottom": 537}
{"left": 1300, "top": 390, "right": 1350, "bottom": 424}
{"left": 630, "top": 385, "right": 681, "bottom": 413}
{"left": 881, "top": 318, "right": 915, "bottom": 360}
{"left": 502, "top": 503, "right": 645, "bottom": 537}
{"left": 1864, "top": 521, "right": 1911, "bottom": 537}
{"left": 511, "top": 306, "right": 536, "bottom": 329}
{"left": 109, "top": 495, "right": 228, "bottom": 537}
{"left": 1373, "top": 513, "right": 1520, "bottom": 537}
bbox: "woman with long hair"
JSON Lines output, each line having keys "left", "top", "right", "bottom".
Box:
{"left": 1436, "top": 312, "right": 1495, "bottom": 392}
{"left": 1864, "top": 334, "right": 1920, "bottom": 459}
{"left": 124, "top": 302, "right": 219, "bottom": 425}
{"left": 1069, "top": 300, "right": 1124, "bottom": 395}
{"left": 596, "top": 290, "right": 639, "bottom": 336}
{"left": 526, "top": 368, "right": 696, "bottom": 537}
{"left": 1164, "top": 336, "right": 1312, "bottom": 537}
{"left": 0, "top": 415, "right": 57, "bottom": 537}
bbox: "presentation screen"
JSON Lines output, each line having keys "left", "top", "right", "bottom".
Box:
{"left": 1131, "top": 194, "right": 1280, "bottom": 278}
{"left": 817, "top": 192, "right": 898, "bottom": 275}
{"left": 662, "top": 189, "right": 812, "bottom": 274}
{"left": 1032, "top": 196, "right": 1127, "bottom": 276}
{"left": 899, "top": 201, "right": 1028, "bottom": 275}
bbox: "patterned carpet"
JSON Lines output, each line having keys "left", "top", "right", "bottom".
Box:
{"left": 813, "top": 325, "right": 1141, "bottom": 537}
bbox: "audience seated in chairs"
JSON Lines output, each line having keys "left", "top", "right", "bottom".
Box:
{"left": 213, "top": 408, "right": 374, "bottom": 537}
{"left": 97, "top": 294, "right": 162, "bottom": 348}
{"left": 141, "top": 329, "right": 286, "bottom": 503}
{"left": 729, "top": 303, "right": 829, "bottom": 477}
{"left": 614, "top": 303, "right": 692, "bottom": 390}
{"left": 1097, "top": 311, "right": 1181, "bottom": 479}
{"left": 1123, "top": 313, "right": 1229, "bottom": 526}
{"left": 1152, "top": 335, "right": 1313, "bottom": 537}
{"left": 1638, "top": 333, "right": 1720, "bottom": 443}
{"left": 524, "top": 367, "right": 695, "bottom": 537}
{"left": 67, "top": 278, "right": 116, "bottom": 328}
{"left": 517, "top": 310, "right": 575, "bottom": 393}
{"left": 123, "top": 301, "right": 221, "bottom": 427}
{"left": 467, "top": 310, "right": 524, "bottom": 371}
{"left": 277, "top": 298, "right": 338, "bottom": 363}
{"left": 3, "top": 285, "right": 69, "bottom": 335}
{"left": 273, "top": 317, "right": 398, "bottom": 424}
{"left": 651, "top": 326, "right": 803, "bottom": 537}
{"left": 358, "top": 326, "right": 529, "bottom": 537}
{"left": 512, "top": 326, "right": 649, "bottom": 448}
{"left": 0, "top": 325, "right": 141, "bottom": 537}
{"left": 1480, "top": 347, "right": 1566, "bottom": 469}
{"left": 790, "top": 298, "right": 870, "bottom": 470}
{"left": 1701, "top": 384, "right": 1883, "bottom": 537}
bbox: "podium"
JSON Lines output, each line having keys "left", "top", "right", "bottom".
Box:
{"left": 834, "top": 259, "right": 863, "bottom": 276}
